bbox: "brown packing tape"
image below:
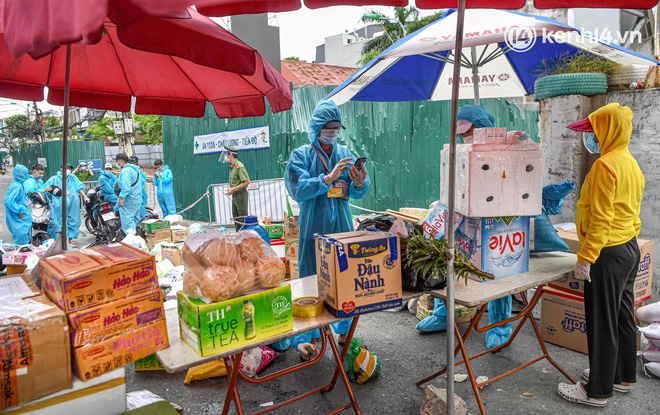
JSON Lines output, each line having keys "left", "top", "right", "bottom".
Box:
{"left": 292, "top": 297, "right": 325, "bottom": 318}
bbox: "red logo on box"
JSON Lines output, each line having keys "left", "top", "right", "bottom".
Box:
{"left": 79, "top": 314, "right": 101, "bottom": 324}
{"left": 342, "top": 301, "right": 356, "bottom": 313}
{"left": 72, "top": 280, "right": 93, "bottom": 290}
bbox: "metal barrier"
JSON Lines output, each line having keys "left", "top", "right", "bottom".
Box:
{"left": 207, "top": 178, "right": 287, "bottom": 227}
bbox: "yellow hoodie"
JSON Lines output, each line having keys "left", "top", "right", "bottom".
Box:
{"left": 575, "top": 103, "right": 645, "bottom": 263}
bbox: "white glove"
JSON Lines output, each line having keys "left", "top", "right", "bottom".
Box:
{"left": 324, "top": 157, "right": 353, "bottom": 185}
{"left": 574, "top": 261, "right": 591, "bottom": 282}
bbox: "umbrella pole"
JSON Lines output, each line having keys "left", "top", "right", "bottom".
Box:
{"left": 61, "top": 44, "right": 72, "bottom": 250}
{"left": 471, "top": 47, "right": 480, "bottom": 105}
{"left": 446, "top": 2, "right": 467, "bottom": 414}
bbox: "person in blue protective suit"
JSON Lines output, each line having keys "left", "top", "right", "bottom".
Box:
{"left": 129, "top": 156, "right": 148, "bottom": 219}
{"left": 116, "top": 153, "right": 143, "bottom": 232}
{"left": 456, "top": 104, "right": 496, "bottom": 143}
{"left": 23, "top": 164, "right": 60, "bottom": 239}
{"left": 4, "top": 164, "right": 32, "bottom": 245}
{"left": 45, "top": 164, "right": 89, "bottom": 245}
{"left": 98, "top": 162, "right": 119, "bottom": 206}
{"left": 280, "top": 100, "right": 370, "bottom": 360}
{"left": 153, "top": 159, "right": 176, "bottom": 218}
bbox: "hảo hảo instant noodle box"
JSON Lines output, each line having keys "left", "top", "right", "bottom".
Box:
{"left": 315, "top": 231, "right": 402, "bottom": 318}
{"left": 39, "top": 243, "right": 158, "bottom": 313}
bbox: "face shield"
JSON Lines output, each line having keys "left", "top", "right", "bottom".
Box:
{"left": 218, "top": 149, "right": 231, "bottom": 164}
{"left": 583, "top": 132, "right": 600, "bottom": 154}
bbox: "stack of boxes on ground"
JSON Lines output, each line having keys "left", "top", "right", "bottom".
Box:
{"left": 39, "top": 243, "right": 169, "bottom": 381}
{"left": 541, "top": 228, "right": 654, "bottom": 353}
{"left": 284, "top": 196, "right": 300, "bottom": 280}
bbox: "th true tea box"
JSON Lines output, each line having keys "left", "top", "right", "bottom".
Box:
{"left": 177, "top": 285, "right": 293, "bottom": 357}
{"left": 315, "top": 231, "right": 402, "bottom": 318}
{"left": 40, "top": 243, "right": 157, "bottom": 313}
{"left": 454, "top": 215, "right": 530, "bottom": 279}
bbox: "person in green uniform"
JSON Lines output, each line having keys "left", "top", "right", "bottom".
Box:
{"left": 73, "top": 162, "right": 94, "bottom": 182}
{"left": 225, "top": 146, "right": 250, "bottom": 230}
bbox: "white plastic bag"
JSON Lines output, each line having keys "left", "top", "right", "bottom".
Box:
{"left": 643, "top": 362, "right": 660, "bottom": 378}
{"left": 639, "top": 322, "right": 660, "bottom": 347}
{"left": 157, "top": 259, "right": 175, "bottom": 279}
{"left": 122, "top": 229, "right": 148, "bottom": 251}
{"left": 189, "top": 223, "right": 207, "bottom": 234}
{"left": 150, "top": 241, "right": 169, "bottom": 262}
{"left": 639, "top": 343, "right": 660, "bottom": 362}
{"left": 164, "top": 214, "right": 184, "bottom": 224}
{"left": 636, "top": 301, "right": 660, "bottom": 325}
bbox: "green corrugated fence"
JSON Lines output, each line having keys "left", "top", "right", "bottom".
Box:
{"left": 9, "top": 141, "right": 106, "bottom": 179}
{"left": 163, "top": 86, "right": 539, "bottom": 221}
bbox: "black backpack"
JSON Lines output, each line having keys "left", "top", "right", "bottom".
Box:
{"left": 114, "top": 172, "right": 140, "bottom": 196}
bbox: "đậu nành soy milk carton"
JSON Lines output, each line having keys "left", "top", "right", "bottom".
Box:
{"left": 315, "top": 231, "right": 402, "bottom": 318}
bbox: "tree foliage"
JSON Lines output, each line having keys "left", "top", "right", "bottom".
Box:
{"left": 84, "top": 117, "right": 115, "bottom": 140}
{"left": 358, "top": 8, "right": 444, "bottom": 66}
{"left": 134, "top": 114, "right": 163, "bottom": 145}
{"left": 284, "top": 56, "right": 306, "bottom": 62}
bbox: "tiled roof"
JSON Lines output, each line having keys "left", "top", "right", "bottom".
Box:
{"left": 281, "top": 60, "right": 357, "bottom": 86}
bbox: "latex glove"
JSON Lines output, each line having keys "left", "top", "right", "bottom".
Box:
{"left": 349, "top": 165, "right": 368, "bottom": 188}
{"left": 324, "top": 157, "right": 353, "bottom": 185}
{"left": 574, "top": 261, "right": 591, "bottom": 282}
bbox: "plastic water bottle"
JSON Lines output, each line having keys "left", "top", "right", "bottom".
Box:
{"left": 240, "top": 216, "right": 271, "bottom": 245}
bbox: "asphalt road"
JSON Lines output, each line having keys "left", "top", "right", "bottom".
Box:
{"left": 2, "top": 173, "right": 659, "bottom": 414}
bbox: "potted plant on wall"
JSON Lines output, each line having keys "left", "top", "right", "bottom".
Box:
{"left": 532, "top": 51, "right": 620, "bottom": 100}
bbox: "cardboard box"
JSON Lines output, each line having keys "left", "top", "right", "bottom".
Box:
{"left": 126, "top": 390, "right": 183, "bottom": 414}
{"left": 73, "top": 318, "right": 169, "bottom": 381}
{"left": 285, "top": 238, "right": 299, "bottom": 262}
{"left": 553, "top": 229, "right": 654, "bottom": 305}
{"left": 2, "top": 246, "right": 47, "bottom": 265}
{"left": 2, "top": 368, "right": 126, "bottom": 415}
{"left": 6, "top": 265, "right": 28, "bottom": 275}
{"left": 455, "top": 215, "right": 530, "bottom": 279}
{"left": 440, "top": 142, "right": 543, "bottom": 217}
{"left": 162, "top": 243, "right": 183, "bottom": 267}
{"left": 40, "top": 243, "right": 158, "bottom": 314}
{"left": 418, "top": 293, "right": 435, "bottom": 310}
{"left": 416, "top": 303, "right": 433, "bottom": 320}
{"left": 0, "top": 277, "right": 72, "bottom": 410}
{"left": 0, "top": 273, "right": 41, "bottom": 299}
{"left": 177, "top": 285, "right": 293, "bottom": 357}
{"left": 416, "top": 301, "right": 476, "bottom": 324}
{"left": 284, "top": 212, "right": 299, "bottom": 239}
{"left": 540, "top": 287, "right": 588, "bottom": 354}
{"left": 68, "top": 289, "right": 164, "bottom": 347}
{"left": 146, "top": 228, "right": 173, "bottom": 251}
{"left": 264, "top": 224, "right": 284, "bottom": 239}
{"left": 315, "top": 231, "right": 403, "bottom": 318}
{"left": 170, "top": 226, "right": 190, "bottom": 243}
{"left": 141, "top": 220, "right": 170, "bottom": 234}
{"left": 290, "top": 260, "right": 299, "bottom": 280}
{"left": 133, "top": 354, "right": 165, "bottom": 371}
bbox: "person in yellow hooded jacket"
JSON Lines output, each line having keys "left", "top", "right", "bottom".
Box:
{"left": 557, "top": 103, "right": 645, "bottom": 407}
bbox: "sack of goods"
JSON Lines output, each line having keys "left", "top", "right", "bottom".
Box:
{"left": 182, "top": 230, "right": 286, "bottom": 302}
{"left": 636, "top": 301, "right": 660, "bottom": 379}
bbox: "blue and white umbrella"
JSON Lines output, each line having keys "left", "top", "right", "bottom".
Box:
{"left": 326, "top": 8, "right": 660, "bottom": 104}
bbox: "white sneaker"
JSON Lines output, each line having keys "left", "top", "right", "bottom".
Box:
{"left": 583, "top": 369, "right": 632, "bottom": 393}
{"left": 557, "top": 382, "right": 608, "bottom": 407}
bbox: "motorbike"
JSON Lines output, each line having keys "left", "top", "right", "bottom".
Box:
{"left": 83, "top": 187, "right": 122, "bottom": 244}
{"left": 116, "top": 206, "right": 159, "bottom": 241}
{"left": 27, "top": 191, "right": 51, "bottom": 246}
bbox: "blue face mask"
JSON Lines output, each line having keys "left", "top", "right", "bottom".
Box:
{"left": 583, "top": 132, "right": 600, "bottom": 154}
{"left": 318, "top": 129, "right": 339, "bottom": 145}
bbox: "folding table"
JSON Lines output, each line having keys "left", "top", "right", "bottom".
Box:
{"left": 157, "top": 275, "right": 419, "bottom": 415}
{"left": 417, "top": 252, "right": 579, "bottom": 415}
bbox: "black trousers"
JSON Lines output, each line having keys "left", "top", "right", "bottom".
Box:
{"left": 584, "top": 237, "right": 640, "bottom": 399}
{"left": 232, "top": 189, "right": 249, "bottom": 231}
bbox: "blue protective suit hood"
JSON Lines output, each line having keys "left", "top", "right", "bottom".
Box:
{"left": 457, "top": 105, "right": 495, "bottom": 129}
{"left": 308, "top": 100, "right": 343, "bottom": 146}
{"left": 13, "top": 164, "right": 28, "bottom": 183}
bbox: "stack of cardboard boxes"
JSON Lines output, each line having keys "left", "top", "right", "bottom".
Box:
{"left": 415, "top": 293, "right": 477, "bottom": 323}
{"left": 435, "top": 131, "right": 544, "bottom": 281}
{"left": 142, "top": 220, "right": 192, "bottom": 252}
{"left": 0, "top": 274, "right": 72, "bottom": 410}
{"left": 39, "top": 243, "right": 169, "bottom": 381}
{"left": 539, "top": 228, "right": 654, "bottom": 353}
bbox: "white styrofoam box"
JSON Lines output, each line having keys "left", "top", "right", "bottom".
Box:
{"left": 472, "top": 127, "right": 507, "bottom": 145}
{"left": 10, "top": 368, "right": 126, "bottom": 415}
{"left": 441, "top": 143, "right": 543, "bottom": 217}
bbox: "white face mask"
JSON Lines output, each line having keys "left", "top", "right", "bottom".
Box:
{"left": 319, "top": 129, "right": 339, "bottom": 145}
{"left": 66, "top": 169, "right": 72, "bottom": 175}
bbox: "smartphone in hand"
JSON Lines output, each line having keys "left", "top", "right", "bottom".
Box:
{"left": 354, "top": 157, "right": 367, "bottom": 172}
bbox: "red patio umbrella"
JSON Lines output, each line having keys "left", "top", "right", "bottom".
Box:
{"left": 0, "top": 5, "right": 293, "bottom": 249}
